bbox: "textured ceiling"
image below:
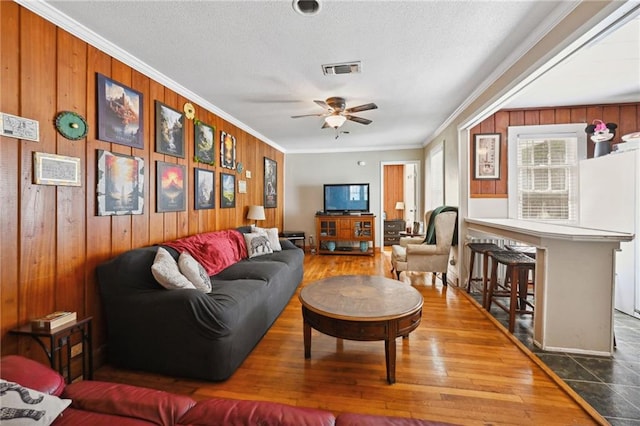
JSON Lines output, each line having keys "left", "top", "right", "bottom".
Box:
{"left": 30, "top": 1, "right": 640, "bottom": 153}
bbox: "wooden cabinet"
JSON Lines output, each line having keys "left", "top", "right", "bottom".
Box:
{"left": 384, "top": 220, "right": 406, "bottom": 246}
{"left": 315, "top": 215, "right": 375, "bottom": 256}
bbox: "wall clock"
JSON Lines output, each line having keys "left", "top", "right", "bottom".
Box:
{"left": 55, "top": 111, "right": 88, "bottom": 140}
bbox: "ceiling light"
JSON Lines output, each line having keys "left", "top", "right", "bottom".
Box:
{"left": 325, "top": 115, "right": 347, "bottom": 128}
{"left": 292, "top": 0, "right": 321, "bottom": 16}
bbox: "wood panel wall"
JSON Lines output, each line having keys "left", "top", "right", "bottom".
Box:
{"left": 0, "top": 3, "right": 285, "bottom": 363}
{"left": 470, "top": 103, "right": 640, "bottom": 197}
{"left": 383, "top": 165, "right": 405, "bottom": 220}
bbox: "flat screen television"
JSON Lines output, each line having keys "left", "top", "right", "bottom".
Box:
{"left": 323, "top": 183, "right": 370, "bottom": 213}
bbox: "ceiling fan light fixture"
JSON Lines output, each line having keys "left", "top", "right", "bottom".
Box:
{"left": 325, "top": 115, "right": 347, "bottom": 128}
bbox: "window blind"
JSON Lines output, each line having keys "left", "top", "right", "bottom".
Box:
{"left": 516, "top": 135, "right": 579, "bottom": 222}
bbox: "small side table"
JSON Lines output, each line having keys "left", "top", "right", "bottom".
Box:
{"left": 280, "top": 231, "right": 305, "bottom": 252}
{"left": 10, "top": 317, "right": 93, "bottom": 383}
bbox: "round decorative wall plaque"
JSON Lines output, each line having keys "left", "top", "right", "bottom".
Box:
{"left": 183, "top": 102, "right": 196, "bottom": 120}
{"left": 55, "top": 111, "right": 88, "bottom": 140}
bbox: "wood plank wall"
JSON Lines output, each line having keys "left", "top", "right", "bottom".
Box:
{"left": 383, "top": 165, "right": 404, "bottom": 220}
{"left": 470, "top": 103, "right": 640, "bottom": 197}
{"left": 0, "top": 3, "right": 285, "bottom": 363}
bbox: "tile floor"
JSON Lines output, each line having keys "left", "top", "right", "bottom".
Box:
{"left": 472, "top": 290, "right": 640, "bottom": 425}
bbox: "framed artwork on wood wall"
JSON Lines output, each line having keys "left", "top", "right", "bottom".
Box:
{"left": 220, "top": 172, "right": 236, "bottom": 208}
{"left": 194, "top": 120, "right": 215, "bottom": 165}
{"left": 33, "top": 152, "right": 81, "bottom": 187}
{"left": 156, "top": 161, "right": 186, "bottom": 212}
{"left": 155, "top": 101, "right": 185, "bottom": 158}
{"left": 96, "top": 149, "right": 144, "bottom": 215}
{"left": 194, "top": 167, "right": 215, "bottom": 210}
{"left": 96, "top": 73, "right": 143, "bottom": 148}
{"left": 220, "top": 131, "right": 236, "bottom": 169}
{"left": 473, "top": 133, "right": 501, "bottom": 180}
{"left": 264, "top": 157, "right": 277, "bottom": 208}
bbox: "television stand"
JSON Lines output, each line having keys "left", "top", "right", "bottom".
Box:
{"left": 314, "top": 214, "right": 376, "bottom": 256}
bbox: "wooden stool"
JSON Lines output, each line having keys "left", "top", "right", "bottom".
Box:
{"left": 466, "top": 242, "right": 504, "bottom": 308}
{"left": 486, "top": 250, "right": 536, "bottom": 333}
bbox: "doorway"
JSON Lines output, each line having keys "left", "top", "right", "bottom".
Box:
{"left": 380, "top": 161, "right": 420, "bottom": 249}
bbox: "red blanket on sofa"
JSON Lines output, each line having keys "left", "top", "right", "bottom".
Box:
{"left": 163, "top": 230, "right": 248, "bottom": 276}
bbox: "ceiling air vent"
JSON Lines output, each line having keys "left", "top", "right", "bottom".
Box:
{"left": 322, "top": 61, "right": 362, "bottom": 76}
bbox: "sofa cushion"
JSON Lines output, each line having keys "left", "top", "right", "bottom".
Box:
{"left": 0, "top": 379, "right": 71, "bottom": 426}
{"left": 163, "top": 230, "right": 247, "bottom": 276}
{"left": 0, "top": 355, "right": 65, "bottom": 397}
{"left": 177, "top": 398, "right": 336, "bottom": 426}
{"left": 151, "top": 247, "right": 196, "bottom": 290}
{"left": 63, "top": 380, "right": 195, "bottom": 426}
{"left": 49, "top": 407, "right": 157, "bottom": 425}
{"left": 255, "top": 227, "right": 282, "bottom": 251}
{"left": 178, "top": 252, "right": 212, "bottom": 292}
{"left": 243, "top": 232, "right": 273, "bottom": 258}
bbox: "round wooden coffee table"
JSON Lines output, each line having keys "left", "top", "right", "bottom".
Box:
{"left": 299, "top": 274, "right": 423, "bottom": 384}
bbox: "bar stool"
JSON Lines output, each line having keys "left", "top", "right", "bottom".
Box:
{"left": 486, "top": 250, "right": 536, "bottom": 333}
{"left": 466, "top": 242, "right": 504, "bottom": 309}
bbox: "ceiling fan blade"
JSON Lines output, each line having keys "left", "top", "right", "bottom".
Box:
{"left": 346, "top": 115, "right": 372, "bottom": 125}
{"left": 291, "top": 113, "right": 325, "bottom": 118}
{"left": 345, "top": 103, "right": 378, "bottom": 113}
{"left": 314, "top": 100, "right": 330, "bottom": 110}
{"left": 321, "top": 121, "right": 331, "bottom": 129}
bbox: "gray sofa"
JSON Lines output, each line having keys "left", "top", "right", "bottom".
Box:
{"left": 96, "top": 228, "right": 303, "bottom": 381}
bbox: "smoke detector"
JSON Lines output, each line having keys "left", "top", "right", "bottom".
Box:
{"left": 322, "top": 61, "right": 362, "bottom": 76}
{"left": 292, "top": 1, "right": 321, "bottom": 16}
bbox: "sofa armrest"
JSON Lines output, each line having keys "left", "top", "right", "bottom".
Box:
{"left": 0, "top": 355, "right": 65, "bottom": 396}
{"left": 177, "top": 398, "right": 336, "bottom": 426}
{"left": 63, "top": 381, "right": 195, "bottom": 425}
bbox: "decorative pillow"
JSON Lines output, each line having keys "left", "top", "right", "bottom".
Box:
{"left": 0, "top": 379, "right": 71, "bottom": 426}
{"left": 151, "top": 247, "right": 196, "bottom": 290}
{"left": 254, "top": 227, "right": 282, "bottom": 251}
{"left": 178, "top": 252, "right": 212, "bottom": 292}
{"left": 243, "top": 232, "right": 273, "bottom": 258}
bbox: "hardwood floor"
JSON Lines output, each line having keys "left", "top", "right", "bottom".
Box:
{"left": 94, "top": 251, "right": 605, "bottom": 425}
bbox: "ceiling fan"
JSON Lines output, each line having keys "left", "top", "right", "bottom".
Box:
{"left": 291, "top": 97, "right": 377, "bottom": 130}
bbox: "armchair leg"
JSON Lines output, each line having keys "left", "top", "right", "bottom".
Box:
{"left": 395, "top": 270, "right": 400, "bottom": 280}
{"left": 442, "top": 273, "right": 448, "bottom": 286}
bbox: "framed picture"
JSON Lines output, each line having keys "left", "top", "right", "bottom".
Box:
{"left": 474, "top": 133, "right": 501, "bottom": 180}
{"left": 220, "top": 172, "right": 236, "bottom": 208}
{"left": 264, "top": 157, "right": 277, "bottom": 208}
{"left": 238, "top": 180, "right": 247, "bottom": 194}
{"left": 220, "top": 131, "right": 236, "bottom": 169}
{"left": 96, "top": 149, "right": 144, "bottom": 215}
{"left": 155, "top": 101, "right": 185, "bottom": 157}
{"left": 156, "top": 161, "right": 186, "bottom": 212}
{"left": 194, "top": 168, "right": 215, "bottom": 210}
{"left": 194, "top": 121, "right": 215, "bottom": 165}
{"left": 96, "top": 73, "right": 143, "bottom": 148}
{"left": 1, "top": 112, "right": 39, "bottom": 141}
{"left": 33, "top": 152, "right": 81, "bottom": 186}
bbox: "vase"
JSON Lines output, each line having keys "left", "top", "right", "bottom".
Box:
{"left": 594, "top": 141, "right": 611, "bottom": 158}
{"left": 359, "top": 241, "right": 369, "bottom": 252}
{"left": 326, "top": 241, "right": 336, "bottom": 252}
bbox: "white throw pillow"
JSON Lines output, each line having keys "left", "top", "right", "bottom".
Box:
{"left": 254, "top": 227, "right": 282, "bottom": 251}
{"left": 151, "top": 247, "right": 196, "bottom": 290}
{"left": 0, "top": 379, "right": 71, "bottom": 426}
{"left": 243, "top": 232, "right": 273, "bottom": 258}
{"left": 178, "top": 252, "right": 212, "bottom": 292}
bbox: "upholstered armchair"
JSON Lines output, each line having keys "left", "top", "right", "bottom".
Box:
{"left": 390, "top": 209, "right": 457, "bottom": 285}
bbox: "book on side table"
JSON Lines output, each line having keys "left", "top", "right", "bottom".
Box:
{"left": 31, "top": 311, "right": 77, "bottom": 331}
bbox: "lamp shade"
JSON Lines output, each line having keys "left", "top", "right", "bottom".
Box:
{"left": 324, "top": 115, "right": 347, "bottom": 129}
{"left": 247, "top": 205, "right": 266, "bottom": 221}
{"left": 395, "top": 201, "right": 405, "bottom": 210}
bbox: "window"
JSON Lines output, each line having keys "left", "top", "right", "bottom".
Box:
{"left": 508, "top": 124, "right": 586, "bottom": 224}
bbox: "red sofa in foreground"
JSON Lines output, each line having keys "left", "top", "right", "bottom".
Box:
{"left": 0, "top": 355, "right": 455, "bottom": 426}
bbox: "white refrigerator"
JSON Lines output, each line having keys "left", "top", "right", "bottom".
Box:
{"left": 579, "top": 149, "right": 640, "bottom": 319}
